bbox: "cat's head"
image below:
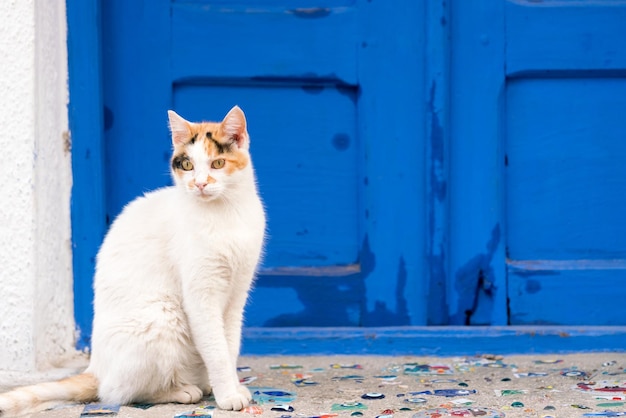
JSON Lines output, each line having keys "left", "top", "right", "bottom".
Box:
{"left": 167, "top": 106, "right": 251, "bottom": 202}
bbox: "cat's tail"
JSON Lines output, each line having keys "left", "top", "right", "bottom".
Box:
{"left": 0, "top": 373, "right": 98, "bottom": 417}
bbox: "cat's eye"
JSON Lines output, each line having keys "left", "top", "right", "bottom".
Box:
{"left": 211, "top": 159, "right": 225, "bottom": 169}
{"left": 181, "top": 160, "right": 193, "bottom": 171}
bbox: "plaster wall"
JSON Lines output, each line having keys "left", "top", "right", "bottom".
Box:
{"left": 0, "top": 0, "right": 76, "bottom": 374}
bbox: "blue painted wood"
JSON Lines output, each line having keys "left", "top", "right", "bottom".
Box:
{"left": 241, "top": 326, "right": 626, "bottom": 356}
{"left": 509, "top": 267, "right": 626, "bottom": 326}
{"left": 67, "top": 0, "right": 626, "bottom": 348}
{"left": 171, "top": 3, "right": 358, "bottom": 85}
{"left": 506, "top": 0, "right": 626, "bottom": 76}
{"left": 66, "top": 0, "right": 106, "bottom": 349}
{"left": 101, "top": 0, "right": 172, "bottom": 220}
{"left": 505, "top": 1, "right": 626, "bottom": 325}
{"left": 448, "top": 0, "right": 508, "bottom": 325}
{"left": 357, "top": 0, "right": 426, "bottom": 325}
{"left": 247, "top": 272, "right": 363, "bottom": 327}
{"left": 173, "top": 83, "right": 359, "bottom": 268}
{"left": 92, "top": 0, "right": 427, "bottom": 333}
{"left": 424, "top": 0, "right": 450, "bottom": 326}
{"left": 506, "top": 78, "right": 626, "bottom": 259}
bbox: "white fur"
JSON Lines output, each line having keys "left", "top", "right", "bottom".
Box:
{"left": 86, "top": 109, "right": 265, "bottom": 410}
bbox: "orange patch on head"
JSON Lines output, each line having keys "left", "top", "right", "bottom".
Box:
{"left": 224, "top": 152, "right": 249, "bottom": 174}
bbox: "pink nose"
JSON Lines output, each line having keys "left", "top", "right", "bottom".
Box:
{"left": 195, "top": 181, "right": 207, "bottom": 190}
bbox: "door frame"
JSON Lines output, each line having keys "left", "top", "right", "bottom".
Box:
{"left": 67, "top": 0, "right": 106, "bottom": 349}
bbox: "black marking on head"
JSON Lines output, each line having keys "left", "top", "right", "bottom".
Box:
{"left": 171, "top": 154, "right": 189, "bottom": 170}
{"left": 189, "top": 134, "right": 198, "bottom": 144}
{"left": 210, "top": 137, "right": 232, "bottom": 154}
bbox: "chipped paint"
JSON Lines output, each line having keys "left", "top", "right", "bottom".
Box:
{"left": 426, "top": 80, "right": 449, "bottom": 325}
{"left": 451, "top": 225, "right": 501, "bottom": 325}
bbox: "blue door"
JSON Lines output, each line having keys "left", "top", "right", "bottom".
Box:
{"left": 68, "top": 0, "right": 626, "bottom": 348}
{"left": 70, "top": 0, "right": 427, "bottom": 346}
{"left": 449, "top": 0, "right": 626, "bottom": 326}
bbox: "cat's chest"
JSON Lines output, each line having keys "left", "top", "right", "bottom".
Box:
{"left": 178, "top": 202, "right": 264, "bottom": 262}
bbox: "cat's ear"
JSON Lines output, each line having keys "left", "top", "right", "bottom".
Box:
{"left": 168, "top": 110, "right": 191, "bottom": 146}
{"left": 220, "top": 105, "right": 249, "bottom": 149}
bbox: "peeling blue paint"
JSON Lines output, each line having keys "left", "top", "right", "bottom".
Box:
{"left": 335, "top": 85, "right": 360, "bottom": 104}
{"left": 395, "top": 256, "right": 410, "bottom": 324}
{"left": 359, "top": 234, "right": 376, "bottom": 279}
{"left": 332, "top": 133, "right": 351, "bottom": 151}
{"left": 525, "top": 279, "right": 542, "bottom": 294}
{"left": 510, "top": 269, "right": 560, "bottom": 278}
{"left": 451, "top": 224, "right": 501, "bottom": 325}
{"left": 426, "top": 80, "right": 449, "bottom": 325}
{"left": 301, "top": 85, "right": 325, "bottom": 94}
{"left": 362, "top": 256, "right": 410, "bottom": 326}
{"left": 254, "top": 273, "right": 365, "bottom": 327}
{"left": 428, "top": 81, "right": 447, "bottom": 202}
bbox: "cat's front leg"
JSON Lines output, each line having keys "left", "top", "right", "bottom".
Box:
{"left": 182, "top": 276, "right": 249, "bottom": 411}
{"left": 224, "top": 282, "right": 253, "bottom": 400}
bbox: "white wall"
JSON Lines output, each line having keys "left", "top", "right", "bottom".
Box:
{"left": 0, "top": 0, "right": 77, "bottom": 375}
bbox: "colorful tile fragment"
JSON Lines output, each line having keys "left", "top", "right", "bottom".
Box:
{"left": 331, "top": 402, "right": 368, "bottom": 411}
{"left": 494, "top": 389, "right": 528, "bottom": 396}
{"left": 450, "top": 398, "right": 474, "bottom": 406}
{"left": 404, "top": 397, "right": 427, "bottom": 404}
{"left": 241, "top": 405, "right": 264, "bottom": 415}
{"left": 332, "top": 375, "right": 366, "bottom": 383}
{"left": 331, "top": 363, "right": 363, "bottom": 369}
{"left": 597, "top": 396, "right": 626, "bottom": 401}
{"left": 534, "top": 359, "right": 563, "bottom": 364}
{"left": 576, "top": 381, "right": 626, "bottom": 394}
{"left": 404, "top": 363, "right": 454, "bottom": 376}
{"left": 514, "top": 372, "right": 549, "bottom": 378}
{"left": 130, "top": 403, "right": 154, "bottom": 409}
{"left": 361, "top": 392, "right": 386, "bottom": 399}
{"left": 249, "top": 387, "right": 297, "bottom": 403}
{"left": 411, "top": 407, "right": 505, "bottom": 417}
{"left": 81, "top": 404, "right": 120, "bottom": 416}
{"left": 296, "top": 415, "right": 338, "bottom": 418}
{"left": 240, "top": 376, "right": 257, "bottom": 385}
{"left": 174, "top": 406, "right": 215, "bottom": 417}
{"left": 291, "top": 373, "right": 319, "bottom": 387}
{"left": 561, "top": 368, "right": 589, "bottom": 378}
{"left": 271, "top": 404, "right": 295, "bottom": 412}
{"left": 270, "top": 364, "right": 303, "bottom": 370}
{"left": 432, "top": 389, "right": 477, "bottom": 397}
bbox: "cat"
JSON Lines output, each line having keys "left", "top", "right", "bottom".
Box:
{"left": 0, "top": 106, "right": 266, "bottom": 417}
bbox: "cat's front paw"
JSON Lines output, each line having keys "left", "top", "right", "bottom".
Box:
{"left": 237, "top": 384, "right": 252, "bottom": 401}
{"left": 216, "top": 391, "right": 250, "bottom": 411}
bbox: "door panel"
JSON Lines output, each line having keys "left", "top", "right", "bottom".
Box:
{"left": 507, "top": 78, "right": 626, "bottom": 259}
{"left": 506, "top": 1, "right": 626, "bottom": 75}
{"left": 98, "top": 0, "right": 426, "bottom": 334}
{"left": 173, "top": 83, "right": 359, "bottom": 267}
{"left": 504, "top": 0, "right": 626, "bottom": 325}
{"left": 171, "top": 3, "right": 358, "bottom": 84}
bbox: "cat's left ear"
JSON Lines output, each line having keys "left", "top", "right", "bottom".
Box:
{"left": 221, "top": 105, "right": 249, "bottom": 150}
{"left": 168, "top": 110, "right": 191, "bottom": 146}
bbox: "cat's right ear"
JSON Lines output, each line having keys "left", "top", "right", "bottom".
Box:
{"left": 168, "top": 110, "right": 191, "bottom": 146}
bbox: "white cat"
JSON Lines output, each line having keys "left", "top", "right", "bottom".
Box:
{"left": 0, "top": 106, "right": 266, "bottom": 416}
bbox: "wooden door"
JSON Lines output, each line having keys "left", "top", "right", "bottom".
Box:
{"left": 70, "top": 0, "right": 427, "bottom": 346}
{"left": 449, "top": 0, "right": 626, "bottom": 326}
